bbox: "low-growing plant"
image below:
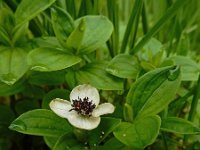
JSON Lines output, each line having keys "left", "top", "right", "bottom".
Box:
{"left": 0, "top": 0, "right": 200, "bottom": 150}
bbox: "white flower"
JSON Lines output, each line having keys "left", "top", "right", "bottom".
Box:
{"left": 49, "top": 84, "right": 115, "bottom": 130}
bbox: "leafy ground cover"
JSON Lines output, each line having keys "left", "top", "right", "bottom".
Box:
{"left": 0, "top": 0, "right": 200, "bottom": 149}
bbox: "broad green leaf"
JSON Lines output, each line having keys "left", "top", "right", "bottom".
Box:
{"left": 123, "top": 103, "right": 134, "bottom": 122}
{"left": 27, "top": 47, "right": 81, "bottom": 72}
{"left": 53, "top": 133, "right": 85, "bottom": 150}
{"left": 30, "top": 37, "right": 61, "bottom": 49}
{"left": 127, "top": 66, "right": 181, "bottom": 119}
{"left": 42, "top": 89, "right": 70, "bottom": 109}
{"left": 106, "top": 54, "right": 140, "bottom": 79}
{"left": 0, "top": 26, "right": 11, "bottom": 46}
{"left": 0, "top": 6, "right": 15, "bottom": 36}
{"left": 88, "top": 117, "right": 121, "bottom": 147}
{"left": 114, "top": 115, "right": 161, "bottom": 149}
{"left": 170, "top": 56, "right": 200, "bottom": 81}
{"left": 51, "top": 7, "right": 74, "bottom": 48}
{"left": 97, "top": 138, "right": 132, "bottom": 150}
{"left": 67, "top": 15, "right": 113, "bottom": 54}
{"left": 28, "top": 70, "right": 66, "bottom": 85}
{"left": 0, "top": 47, "right": 28, "bottom": 85}
{"left": 161, "top": 117, "right": 200, "bottom": 134}
{"left": 137, "top": 38, "right": 163, "bottom": 61}
{"left": 0, "top": 79, "right": 25, "bottom": 96}
{"left": 44, "top": 136, "right": 60, "bottom": 149}
{"left": 9, "top": 109, "right": 72, "bottom": 137}
{"left": 75, "top": 61, "right": 123, "bottom": 90}
{"left": 15, "top": 0, "right": 56, "bottom": 26}
{"left": 12, "top": 22, "right": 28, "bottom": 46}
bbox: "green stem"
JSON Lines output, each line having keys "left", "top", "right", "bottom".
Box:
{"left": 107, "top": 0, "right": 119, "bottom": 57}
{"left": 129, "top": 2, "right": 143, "bottom": 51}
{"left": 130, "top": 0, "right": 189, "bottom": 54}
{"left": 120, "top": 0, "right": 143, "bottom": 53}
{"left": 188, "top": 74, "right": 200, "bottom": 121}
{"left": 141, "top": 3, "right": 148, "bottom": 34}
{"left": 162, "top": 132, "right": 169, "bottom": 150}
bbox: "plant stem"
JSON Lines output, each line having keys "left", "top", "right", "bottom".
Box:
{"left": 141, "top": 3, "right": 148, "bottom": 34}
{"left": 162, "top": 132, "right": 168, "bottom": 150}
{"left": 107, "top": 0, "right": 119, "bottom": 57}
{"left": 188, "top": 74, "right": 200, "bottom": 121}
{"left": 120, "top": 0, "right": 143, "bottom": 54}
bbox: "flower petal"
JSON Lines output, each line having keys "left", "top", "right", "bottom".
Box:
{"left": 49, "top": 98, "right": 74, "bottom": 119}
{"left": 92, "top": 103, "right": 115, "bottom": 117}
{"left": 70, "top": 84, "right": 100, "bottom": 106}
{"left": 67, "top": 113, "right": 101, "bottom": 130}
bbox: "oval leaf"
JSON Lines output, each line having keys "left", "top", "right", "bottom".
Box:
{"left": 28, "top": 47, "right": 81, "bottom": 72}
{"left": 0, "top": 47, "right": 28, "bottom": 85}
{"left": 15, "top": 0, "right": 56, "bottom": 26}
{"left": 106, "top": 54, "right": 140, "bottom": 79}
{"left": 9, "top": 109, "right": 72, "bottom": 137}
{"left": 0, "top": 79, "right": 25, "bottom": 96}
{"left": 127, "top": 66, "right": 181, "bottom": 119}
{"left": 161, "top": 117, "right": 200, "bottom": 134}
{"left": 51, "top": 7, "right": 74, "bottom": 48}
{"left": 75, "top": 61, "right": 123, "bottom": 90}
{"left": 88, "top": 117, "right": 121, "bottom": 147}
{"left": 170, "top": 56, "right": 200, "bottom": 81}
{"left": 114, "top": 115, "right": 161, "bottom": 149}
{"left": 67, "top": 15, "right": 113, "bottom": 54}
{"left": 53, "top": 133, "right": 85, "bottom": 150}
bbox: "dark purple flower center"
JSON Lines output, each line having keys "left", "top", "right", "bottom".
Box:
{"left": 69, "top": 97, "right": 96, "bottom": 116}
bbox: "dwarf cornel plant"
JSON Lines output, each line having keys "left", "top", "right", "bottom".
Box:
{"left": 0, "top": 0, "right": 200, "bottom": 150}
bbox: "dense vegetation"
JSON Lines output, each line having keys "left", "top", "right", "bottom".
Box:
{"left": 0, "top": 0, "right": 200, "bottom": 149}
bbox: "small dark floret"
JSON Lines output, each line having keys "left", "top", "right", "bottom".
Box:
{"left": 69, "top": 97, "right": 96, "bottom": 116}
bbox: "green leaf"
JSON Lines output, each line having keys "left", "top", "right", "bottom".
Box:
{"left": 0, "top": 6, "right": 15, "bottom": 36}
{"left": 42, "top": 89, "right": 70, "bottom": 109}
{"left": 15, "top": 0, "right": 56, "bottom": 26}
{"left": 44, "top": 136, "right": 59, "bottom": 149}
{"left": 123, "top": 103, "right": 134, "bottom": 122}
{"left": 53, "top": 133, "right": 85, "bottom": 150}
{"left": 27, "top": 47, "right": 81, "bottom": 72}
{"left": 106, "top": 54, "right": 140, "bottom": 79}
{"left": 97, "top": 138, "right": 132, "bottom": 150}
{"left": 88, "top": 117, "right": 121, "bottom": 147}
{"left": 161, "top": 117, "right": 200, "bottom": 134}
{"left": 170, "top": 56, "right": 200, "bottom": 81}
{"left": 30, "top": 37, "right": 62, "bottom": 49}
{"left": 0, "top": 26, "right": 11, "bottom": 46}
{"left": 9, "top": 109, "right": 72, "bottom": 137}
{"left": 12, "top": 22, "right": 29, "bottom": 46}
{"left": 113, "top": 115, "right": 161, "bottom": 149}
{"left": 67, "top": 15, "right": 113, "bottom": 54}
{"left": 51, "top": 6, "right": 74, "bottom": 48}
{"left": 0, "top": 47, "right": 28, "bottom": 85}
{"left": 75, "top": 61, "right": 123, "bottom": 90}
{"left": 28, "top": 70, "right": 66, "bottom": 85}
{"left": 127, "top": 66, "right": 181, "bottom": 119}
{"left": 137, "top": 38, "right": 163, "bottom": 61}
{"left": 0, "top": 79, "right": 25, "bottom": 96}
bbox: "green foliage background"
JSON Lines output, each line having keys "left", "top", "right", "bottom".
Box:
{"left": 0, "top": 0, "right": 200, "bottom": 150}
